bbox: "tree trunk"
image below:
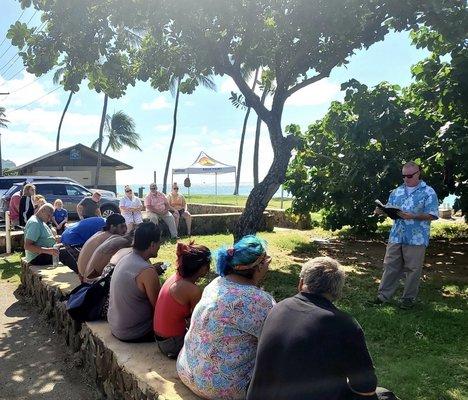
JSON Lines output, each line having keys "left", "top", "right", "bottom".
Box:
{"left": 95, "top": 93, "right": 108, "bottom": 189}
{"left": 163, "top": 78, "right": 180, "bottom": 194}
{"left": 253, "top": 89, "right": 268, "bottom": 186}
{"left": 104, "top": 140, "right": 111, "bottom": 155}
{"left": 234, "top": 69, "right": 259, "bottom": 195}
{"left": 234, "top": 127, "right": 296, "bottom": 241}
{"left": 56, "top": 91, "right": 73, "bottom": 151}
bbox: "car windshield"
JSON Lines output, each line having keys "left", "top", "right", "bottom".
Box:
{"left": 2, "top": 184, "right": 23, "bottom": 199}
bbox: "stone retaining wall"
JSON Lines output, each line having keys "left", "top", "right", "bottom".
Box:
{"left": 21, "top": 260, "right": 200, "bottom": 400}
{"left": 187, "top": 204, "right": 304, "bottom": 229}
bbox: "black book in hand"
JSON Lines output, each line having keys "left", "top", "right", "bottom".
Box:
{"left": 375, "top": 200, "right": 402, "bottom": 220}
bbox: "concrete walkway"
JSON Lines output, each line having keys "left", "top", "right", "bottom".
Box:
{"left": 0, "top": 282, "right": 101, "bottom": 400}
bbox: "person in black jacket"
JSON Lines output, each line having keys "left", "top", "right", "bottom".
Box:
{"left": 19, "top": 183, "right": 36, "bottom": 226}
{"left": 247, "top": 256, "right": 398, "bottom": 400}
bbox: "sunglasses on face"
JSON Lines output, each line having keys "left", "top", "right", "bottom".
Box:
{"left": 150, "top": 187, "right": 156, "bottom": 190}
{"left": 173, "top": 187, "right": 179, "bottom": 190}
{"left": 125, "top": 189, "right": 132, "bottom": 193}
{"left": 402, "top": 171, "right": 419, "bottom": 179}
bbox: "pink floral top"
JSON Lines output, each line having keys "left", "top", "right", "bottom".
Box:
{"left": 176, "top": 276, "right": 275, "bottom": 400}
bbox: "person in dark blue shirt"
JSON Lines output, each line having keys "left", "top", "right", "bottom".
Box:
{"left": 61, "top": 217, "right": 106, "bottom": 246}
{"left": 247, "top": 257, "right": 398, "bottom": 400}
{"left": 59, "top": 217, "right": 106, "bottom": 272}
{"left": 52, "top": 199, "right": 68, "bottom": 235}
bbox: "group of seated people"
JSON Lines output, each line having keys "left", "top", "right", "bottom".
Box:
{"left": 23, "top": 203, "right": 397, "bottom": 400}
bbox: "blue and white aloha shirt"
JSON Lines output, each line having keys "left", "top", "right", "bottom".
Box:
{"left": 387, "top": 180, "right": 439, "bottom": 247}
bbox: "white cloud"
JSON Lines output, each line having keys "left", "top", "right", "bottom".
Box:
{"left": 141, "top": 96, "right": 171, "bottom": 110}
{"left": 154, "top": 124, "right": 172, "bottom": 132}
{"left": 73, "top": 98, "right": 82, "bottom": 107}
{"left": 0, "top": 72, "right": 60, "bottom": 108}
{"left": 220, "top": 78, "right": 238, "bottom": 94}
{"left": 7, "top": 107, "right": 101, "bottom": 136}
{"left": 286, "top": 78, "right": 342, "bottom": 107}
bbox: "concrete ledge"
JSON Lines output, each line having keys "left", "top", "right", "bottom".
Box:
{"left": 187, "top": 203, "right": 303, "bottom": 229}
{"left": 21, "top": 259, "right": 200, "bottom": 400}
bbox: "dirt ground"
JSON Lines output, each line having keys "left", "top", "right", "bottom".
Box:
{"left": 0, "top": 282, "right": 102, "bottom": 400}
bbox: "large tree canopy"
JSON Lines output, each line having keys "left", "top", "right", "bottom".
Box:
{"left": 9, "top": 0, "right": 467, "bottom": 238}
{"left": 284, "top": 24, "right": 468, "bottom": 231}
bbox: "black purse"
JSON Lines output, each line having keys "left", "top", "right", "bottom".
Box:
{"left": 66, "top": 268, "right": 114, "bottom": 322}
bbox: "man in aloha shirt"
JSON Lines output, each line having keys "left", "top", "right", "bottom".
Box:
{"left": 374, "top": 161, "right": 439, "bottom": 309}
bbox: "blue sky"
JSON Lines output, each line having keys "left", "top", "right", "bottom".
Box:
{"left": 0, "top": 0, "right": 429, "bottom": 186}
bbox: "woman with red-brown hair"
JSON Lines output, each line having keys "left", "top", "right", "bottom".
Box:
{"left": 154, "top": 241, "right": 211, "bottom": 358}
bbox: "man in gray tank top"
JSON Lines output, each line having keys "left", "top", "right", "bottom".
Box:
{"left": 108, "top": 222, "right": 163, "bottom": 342}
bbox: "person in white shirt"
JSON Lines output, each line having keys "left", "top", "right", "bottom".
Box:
{"left": 119, "top": 185, "right": 143, "bottom": 232}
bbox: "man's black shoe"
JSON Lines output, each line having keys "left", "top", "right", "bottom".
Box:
{"left": 399, "top": 298, "right": 415, "bottom": 310}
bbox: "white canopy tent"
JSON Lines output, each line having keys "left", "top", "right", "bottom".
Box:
{"left": 172, "top": 151, "right": 236, "bottom": 195}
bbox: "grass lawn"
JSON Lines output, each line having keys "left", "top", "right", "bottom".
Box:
{"left": 2, "top": 223, "right": 466, "bottom": 400}
{"left": 186, "top": 193, "right": 292, "bottom": 209}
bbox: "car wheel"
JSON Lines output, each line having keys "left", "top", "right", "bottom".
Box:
{"left": 101, "top": 205, "right": 118, "bottom": 218}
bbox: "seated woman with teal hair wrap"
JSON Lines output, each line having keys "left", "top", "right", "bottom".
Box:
{"left": 177, "top": 235, "right": 276, "bottom": 400}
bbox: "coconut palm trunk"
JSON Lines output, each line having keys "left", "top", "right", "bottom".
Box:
{"left": 234, "top": 68, "right": 259, "bottom": 195}
{"left": 95, "top": 93, "right": 108, "bottom": 188}
{"left": 162, "top": 77, "right": 180, "bottom": 194}
{"left": 56, "top": 91, "right": 73, "bottom": 151}
{"left": 253, "top": 89, "right": 268, "bottom": 186}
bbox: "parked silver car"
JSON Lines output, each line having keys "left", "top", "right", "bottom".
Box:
{"left": 0, "top": 180, "right": 120, "bottom": 220}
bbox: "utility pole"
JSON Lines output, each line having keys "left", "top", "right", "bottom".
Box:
{"left": 0, "top": 93, "right": 10, "bottom": 177}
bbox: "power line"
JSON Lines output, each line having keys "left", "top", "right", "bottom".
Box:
{"left": 0, "top": 9, "right": 25, "bottom": 49}
{"left": 1, "top": 74, "right": 44, "bottom": 95}
{"left": 0, "top": 10, "right": 38, "bottom": 62}
{"left": 9, "top": 85, "right": 60, "bottom": 112}
{"left": 0, "top": 21, "right": 47, "bottom": 84}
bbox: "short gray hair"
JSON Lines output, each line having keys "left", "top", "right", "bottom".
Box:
{"left": 403, "top": 161, "right": 420, "bottom": 170}
{"left": 37, "top": 203, "right": 54, "bottom": 215}
{"left": 300, "top": 257, "right": 345, "bottom": 301}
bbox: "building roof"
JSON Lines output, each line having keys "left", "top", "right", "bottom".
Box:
{"left": 11, "top": 143, "right": 133, "bottom": 171}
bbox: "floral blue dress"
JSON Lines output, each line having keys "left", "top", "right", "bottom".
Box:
{"left": 176, "top": 276, "right": 276, "bottom": 400}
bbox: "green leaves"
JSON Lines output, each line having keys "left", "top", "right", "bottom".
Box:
{"left": 7, "top": 21, "right": 33, "bottom": 48}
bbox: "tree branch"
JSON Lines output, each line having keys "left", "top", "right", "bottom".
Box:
{"left": 217, "top": 47, "right": 272, "bottom": 125}
{"left": 285, "top": 71, "right": 330, "bottom": 99}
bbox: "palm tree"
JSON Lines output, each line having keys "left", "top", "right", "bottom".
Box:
{"left": 233, "top": 68, "right": 259, "bottom": 195}
{"left": 0, "top": 106, "right": 9, "bottom": 176}
{"left": 53, "top": 67, "right": 74, "bottom": 151}
{"left": 162, "top": 74, "right": 216, "bottom": 194}
{"left": 92, "top": 110, "right": 142, "bottom": 155}
{"left": 95, "top": 94, "right": 108, "bottom": 189}
{"left": 253, "top": 73, "right": 275, "bottom": 187}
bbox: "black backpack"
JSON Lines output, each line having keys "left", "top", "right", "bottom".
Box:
{"left": 66, "top": 269, "right": 114, "bottom": 322}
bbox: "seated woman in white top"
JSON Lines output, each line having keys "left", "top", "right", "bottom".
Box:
{"left": 167, "top": 182, "right": 191, "bottom": 236}
{"left": 119, "top": 185, "right": 143, "bottom": 232}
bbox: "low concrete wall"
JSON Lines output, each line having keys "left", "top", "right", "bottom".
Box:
{"left": 21, "top": 260, "right": 200, "bottom": 400}
{"left": 187, "top": 204, "right": 302, "bottom": 229}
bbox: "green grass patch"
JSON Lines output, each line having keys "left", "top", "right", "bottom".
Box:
{"left": 0, "top": 253, "right": 22, "bottom": 284}
{"left": 158, "top": 230, "right": 467, "bottom": 399}
{"left": 185, "top": 194, "right": 292, "bottom": 209}
{"left": 3, "top": 227, "right": 466, "bottom": 399}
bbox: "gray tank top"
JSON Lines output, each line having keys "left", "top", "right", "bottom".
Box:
{"left": 107, "top": 251, "right": 154, "bottom": 340}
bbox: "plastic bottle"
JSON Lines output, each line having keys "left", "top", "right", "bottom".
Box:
{"left": 52, "top": 244, "right": 60, "bottom": 266}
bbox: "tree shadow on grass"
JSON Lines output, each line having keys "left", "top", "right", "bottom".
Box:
{"left": 0, "top": 258, "right": 22, "bottom": 281}
{"left": 283, "top": 237, "right": 468, "bottom": 400}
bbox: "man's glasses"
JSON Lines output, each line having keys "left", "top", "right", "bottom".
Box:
{"left": 402, "top": 171, "right": 419, "bottom": 179}
{"left": 125, "top": 189, "right": 132, "bottom": 193}
{"left": 173, "top": 187, "right": 179, "bottom": 190}
{"left": 150, "top": 187, "right": 156, "bottom": 190}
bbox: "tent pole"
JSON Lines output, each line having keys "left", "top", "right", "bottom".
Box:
{"left": 215, "top": 173, "right": 218, "bottom": 200}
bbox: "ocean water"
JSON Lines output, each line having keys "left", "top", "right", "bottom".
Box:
{"left": 116, "top": 183, "right": 291, "bottom": 198}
